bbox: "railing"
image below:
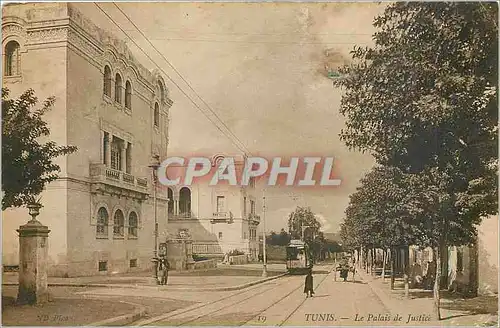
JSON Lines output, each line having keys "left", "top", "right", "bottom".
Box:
{"left": 90, "top": 163, "right": 148, "bottom": 192}
{"left": 123, "top": 172, "right": 134, "bottom": 184}
{"left": 248, "top": 213, "right": 260, "bottom": 222}
{"left": 192, "top": 243, "right": 223, "bottom": 255}
{"left": 169, "top": 211, "right": 195, "bottom": 219}
{"left": 211, "top": 211, "right": 233, "bottom": 223}
{"left": 137, "top": 178, "right": 148, "bottom": 188}
{"left": 213, "top": 211, "right": 230, "bottom": 219}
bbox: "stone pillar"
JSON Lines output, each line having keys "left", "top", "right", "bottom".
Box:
{"left": 121, "top": 142, "right": 127, "bottom": 172}
{"left": 126, "top": 143, "right": 132, "bottom": 174}
{"left": 17, "top": 215, "right": 50, "bottom": 305}
{"left": 106, "top": 134, "right": 113, "bottom": 168}
{"left": 100, "top": 130, "right": 105, "bottom": 164}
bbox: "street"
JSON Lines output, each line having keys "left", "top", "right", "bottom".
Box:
{"left": 3, "top": 263, "right": 494, "bottom": 326}
{"left": 131, "top": 264, "right": 395, "bottom": 326}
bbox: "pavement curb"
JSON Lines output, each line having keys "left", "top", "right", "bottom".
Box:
{"left": 2, "top": 273, "right": 287, "bottom": 292}
{"left": 158, "top": 273, "right": 288, "bottom": 292}
{"left": 87, "top": 300, "right": 146, "bottom": 326}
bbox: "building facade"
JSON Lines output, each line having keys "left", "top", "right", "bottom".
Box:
{"left": 164, "top": 154, "right": 261, "bottom": 260}
{"left": 407, "top": 216, "right": 498, "bottom": 296}
{"left": 2, "top": 3, "right": 172, "bottom": 276}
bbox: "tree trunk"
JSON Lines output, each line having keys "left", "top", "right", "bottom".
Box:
{"left": 433, "top": 245, "right": 442, "bottom": 321}
{"left": 468, "top": 232, "right": 479, "bottom": 297}
{"left": 390, "top": 247, "right": 395, "bottom": 290}
{"left": 370, "top": 248, "right": 374, "bottom": 275}
{"left": 403, "top": 246, "right": 409, "bottom": 298}
{"left": 381, "top": 249, "right": 386, "bottom": 281}
{"left": 365, "top": 248, "right": 369, "bottom": 273}
{"left": 357, "top": 247, "right": 361, "bottom": 268}
{"left": 440, "top": 242, "right": 449, "bottom": 290}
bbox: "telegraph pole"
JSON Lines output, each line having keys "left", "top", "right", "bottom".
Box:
{"left": 262, "top": 190, "right": 268, "bottom": 278}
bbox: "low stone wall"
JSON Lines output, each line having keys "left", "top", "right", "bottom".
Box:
{"left": 229, "top": 254, "right": 248, "bottom": 265}
{"left": 190, "top": 259, "right": 218, "bottom": 270}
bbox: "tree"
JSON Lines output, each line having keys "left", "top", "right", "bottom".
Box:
{"left": 287, "top": 206, "right": 321, "bottom": 241}
{"left": 342, "top": 166, "right": 418, "bottom": 288}
{"left": 335, "top": 3, "right": 498, "bottom": 319}
{"left": 288, "top": 207, "right": 323, "bottom": 262}
{"left": 2, "top": 88, "right": 77, "bottom": 210}
{"left": 266, "top": 229, "right": 291, "bottom": 246}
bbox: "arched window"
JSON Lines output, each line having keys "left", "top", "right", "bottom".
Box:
{"left": 113, "top": 209, "right": 124, "bottom": 237}
{"left": 154, "top": 102, "right": 160, "bottom": 127}
{"left": 128, "top": 211, "right": 138, "bottom": 237}
{"left": 114, "top": 73, "right": 122, "bottom": 104}
{"left": 158, "top": 80, "right": 165, "bottom": 104}
{"left": 4, "top": 41, "right": 20, "bottom": 76}
{"left": 96, "top": 207, "right": 109, "bottom": 238}
{"left": 103, "top": 65, "right": 112, "bottom": 96}
{"left": 179, "top": 187, "right": 191, "bottom": 218}
{"left": 167, "top": 188, "right": 174, "bottom": 215}
{"left": 125, "top": 80, "right": 132, "bottom": 109}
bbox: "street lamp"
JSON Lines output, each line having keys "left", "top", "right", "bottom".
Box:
{"left": 262, "top": 193, "right": 268, "bottom": 278}
{"left": 149, "top": 154, "right": 161, "bottom": 285}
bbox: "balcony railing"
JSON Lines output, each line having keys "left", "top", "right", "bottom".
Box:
{"left": 169, "top": 211, "right": 195, "bottom": 219}
{"left": 89, "top": 163, "right": 148, "bottom": 194}
{"left": 248, "top": 213, "right": 261, "bottom": 223}
{"left": 211, "top": 211, "right": 233, "bottom": 223}
{"left": 213, "top": 211, "right": 231, "bottom": 219}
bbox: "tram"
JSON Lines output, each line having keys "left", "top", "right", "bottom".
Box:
{"left": 286, "top": 239, "right": 312, "bottom": 274}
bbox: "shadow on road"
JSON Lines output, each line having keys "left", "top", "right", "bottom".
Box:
{"left": 333, "top": 280, "right": 367, "bottom": 284}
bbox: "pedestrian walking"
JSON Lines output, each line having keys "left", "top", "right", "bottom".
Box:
{"left": 304, "top": 268, "right": 314, "bottom": 298}
{"left": 339, "top": 257, "right": 349, "bottom": 282}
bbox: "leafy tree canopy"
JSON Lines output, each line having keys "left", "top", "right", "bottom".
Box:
{"left": 287, "top": 206, "right": 322, "bottom": 242}
{"left": 335, "top": 2, "right": 497, "bottom": 174}
{"left": 2, "top": 88, "right": 77, "bottom": 210}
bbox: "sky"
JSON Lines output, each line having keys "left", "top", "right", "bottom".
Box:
{"left": 78, "top": 2, "right": 385, "bottom": 233}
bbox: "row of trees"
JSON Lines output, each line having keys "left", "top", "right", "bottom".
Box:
{"left": 336, "top": 3, "right": 497, "bottom": 320}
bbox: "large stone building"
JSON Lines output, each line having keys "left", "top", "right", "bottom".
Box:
{"left": 165, "top": 154, "right": 262, "bottom": 260}
{"left": 2, "top": 3, "right": 172, "bottom": 277}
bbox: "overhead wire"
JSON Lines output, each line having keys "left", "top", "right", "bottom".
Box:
{"left": 112, "top": 2, "right": 253, "bottom": 157}
{"left": 93, "top": 2, "right": 251, "bottom": 157}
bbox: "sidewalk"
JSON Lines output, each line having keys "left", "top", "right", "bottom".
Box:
{"left": 2, "top": 292, "right": 145, "bottom": 326}
{"left": 2, "top": 264, "right": 287, "bottom": 291}
{"left": 357, "top": 268, "right": 498, "bottom": 326}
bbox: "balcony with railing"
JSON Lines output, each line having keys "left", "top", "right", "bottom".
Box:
{"left": 211, "top": 211, "right": 233, "bottom": 224}
{"left": 248, "top": 213, "right": 261, "bottom": 224}
{"left": 169, "top": 211, "right": 196, "bottom": 220}
{"left": 89, "top": 163, "right": 149, "bottom": 198}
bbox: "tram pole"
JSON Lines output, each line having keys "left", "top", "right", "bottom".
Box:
{"left": 262, "top": 191, "right": 268, "bottom": 278}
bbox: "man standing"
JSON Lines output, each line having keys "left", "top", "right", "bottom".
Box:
{"left": 159, "top": 258, "right": 169, "bottom": 285}
{"left": 304, "top": 267, "right": 314, "bottom": 298}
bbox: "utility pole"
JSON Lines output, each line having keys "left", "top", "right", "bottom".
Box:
{"left": 262, "top": 190, "right": 267, "bottom": 278}
{"left": 149, "top": 155, "right": 160, "bottom": 285}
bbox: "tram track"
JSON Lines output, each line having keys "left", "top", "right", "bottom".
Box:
{"left": 277, "top": 265, "right": 335, "bottom": 326}
{"left": 137, "top": 274, "right": 293, "bottom": 326}
{"left": 175, "top": 274, "right": 297, "bottom": 326}
{"left": 138, "top": 265, "right": 335, "bottom": 327}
